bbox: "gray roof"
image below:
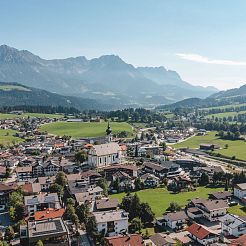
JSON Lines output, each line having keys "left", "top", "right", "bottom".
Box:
{"left": 150, "top": 233, "right": 175, "bottom": 246}
{"left": 164, "top": 211, "right": 188, "bottom": 221}
{"left": 235, "top": 183, "right": 246, "bottom": 190}
{"left": 93, "top": 209, "right": 128, "bottom": 223}
{"left": 24, "top": 193, "right": 59, "bottom": 206}
{"left": 220, "top": 214, "right": 246, "bottom": 229}
{"left": 92, "top": 142, "right": 120, "bottom": 156}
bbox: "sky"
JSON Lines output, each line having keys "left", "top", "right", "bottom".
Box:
{"left": 1, "top": 0, "right": 246, "bottom": 90}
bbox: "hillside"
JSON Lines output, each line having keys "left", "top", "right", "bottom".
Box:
{"left": 0, "top": 82, "right": 107, "bottom": 111}
{"left": 0, "top": 45, "right": 218, "bottom": 107}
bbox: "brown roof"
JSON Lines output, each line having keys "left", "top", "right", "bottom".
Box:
{"left": 95, "top": 198, "right": 119, "bottom": 210}
{"left": 105, "top": 234, "right": 144, "bottom": 246}
{"left": 188, "top": 223, "right": 216, "bottom": 240}
{"left": 80, "top": 170, "right": 101, "bottom": 179}
{"left": 0, "top": 166, "right": 6, "bottom": 174}
{"left": 164, "top": 211, "right": 188, "bottom": 221}
{"left": 34, "top": 208, "right": 65, "bottom": 221}
{"left": 16, "top": 166, "right": 32, "bottom": 173}
{"left": 0, "top": 182, "right": 17, "bottom": 192}
{"left": 235, "top": 183, "right": 246, "bottom": 191}
{"left": 103, "top": 165, "right": 138, "bottom": 171}
{"left": 230, "top": 234, "right": 246, "bottom": 246}
{"left": 150, "top": 233, "right": 175, "bottom": 246}
{"left": 209, "top": 191, "right": 232, "bottom": 200}
{"left": 202, "top": 200, "right": 228, "bottom": 211}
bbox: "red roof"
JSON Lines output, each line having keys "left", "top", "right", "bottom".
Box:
{"left": 187, "top": 223, "right": 213, "bottom": 240}
{"left": 34, "top": 208, "right": 65, "bottom": 221}
{"left": 230, "top": 234, "right": 246, "bottom": 246}
{"left": 105, "top": 234, "right": 144, "bottom": 246}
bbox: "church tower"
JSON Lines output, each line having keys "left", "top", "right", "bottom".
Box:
{"left": 106, "top": 121, "right": 113, "bottom": 143}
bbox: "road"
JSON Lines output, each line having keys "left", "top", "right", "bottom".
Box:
{"left": 78, "top": 229, "right": 92, "bottom": 246}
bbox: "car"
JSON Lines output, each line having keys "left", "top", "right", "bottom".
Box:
{"left": 0, "top": 205, "right": 5, "bottom": 211}
{"left": 228, "top": 201, "right": 238, "bottom": 207}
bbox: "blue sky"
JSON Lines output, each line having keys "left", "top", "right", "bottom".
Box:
{"left": 1, "top": 0, "right": 246, "bottom": 89}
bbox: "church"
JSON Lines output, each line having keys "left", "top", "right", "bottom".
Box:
{"left": 87, "top": 123, "right": 123, "bottom": 168}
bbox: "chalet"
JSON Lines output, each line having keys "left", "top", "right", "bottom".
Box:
{"left": 163, "top": 211, "right": 188, "bottom": 231}
{"left": 103, "top": 165, "right": 138, "bottom": 181}
{"left": 234, "top": 183, "right": 246, "bottom": 200}
{"left": 111, "top": 171, "right": 134, "bottom": 192}
{"left": 187, "top": 223, "right": 219, "bottom": 246}
{"left": 74, "top": 186, "right": 103, "bottom": 205}
{"left": 190, "top": 198, "right": 228, "bottom": 222}
{"left": 95, "top": 198, "right": 119, "bottom": 211}
{"left": 16, "top": 166, "right": 32, "bottom": 181}
{"left": 220, "top": 214, "right": 246, "bottom": 237}
{"left": 37, "top": 176, "right": 56, "bottom": 191}
{"left": 209, "top": 191, "right": 232, "bottom": 201}
{"left": 93, "top": 209, "right": 128, "bottom": 236}
{"left": 88, "top": 142, "right": 122, "bottom": 168}
{"left": 140, "top": 173, "right": 160, "bottom": 187}
{"left": 149, "top": 233, "right": 175, "bottom": 246}
{"left": 43, "top": 160, "right": 60, "bottom": 176}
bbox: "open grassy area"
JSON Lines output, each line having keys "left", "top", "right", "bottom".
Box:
{"left": 201, "top": 103, "right": 246, "bottom": 111}
{"left": 40, "top": 121, "right": 133, "bottom": 138}
{"left": 0, "top": 113, "right": 63, "bottom": 119}
{"left": 111, "top": 187, "right": 223, "bottom": 217}
{"left": 205, "top": 111, "right": 246, "bottom": 119}
{"left": 0, "top": 85, "right": 31, "bottom": 91}
{"left": 173, "top": 131, "right": 246, "bottom": 161}
{"left": 228, "top": 204, "right": 246, "bottom": 216}
{"left": 0, "top": 129, "right": 23, "bottom": 146}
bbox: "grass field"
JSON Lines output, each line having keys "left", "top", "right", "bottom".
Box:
{"left": 228, "top": 204, "right": 246, "bottom": 216}
{"left": 0, "top": 113, "right": 63, "bottom": 119}
{"left": 0, "top": 129, "right": 23, "bottom": 146}
{"left": 205, "top": 111, "right": 246, "bottom": 119}
{"left": 201, "top": 103, "right": 246, "bottom": 111}
{"left": 173, "top": 131, "right": 246, "bottom": 161}
{"left": 40, "top": 121, "right": 133, "bottom": 138}
{"left": 0, "top": 85, "right": 31, "bottom": 91}
{"left": 111, "top": 187, "right": 223, "bottom": 217}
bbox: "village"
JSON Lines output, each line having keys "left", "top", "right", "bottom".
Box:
{"left": 0, "top": 114, "right": 245, "bottom": 246}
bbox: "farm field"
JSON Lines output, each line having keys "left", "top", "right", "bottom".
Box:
{"left": 40, "top": 121, "right": 133, "bottom": 138}
{"left": 0, "top": 129, "right": 23, "bottom": 146}
{"left": 111, "top": 187, "right": 223, "bottom": 217}
{"left": 173, "top": 131, "right": 246, "bottom": 161}
{"left": 201, "top": 103, "right": 246, "bottom": 111}
{"left": 0, "top": 113, "right": 63, "bottom": 119}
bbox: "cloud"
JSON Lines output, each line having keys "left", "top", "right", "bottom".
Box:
{"left": 176, "top": 53, "right": 246, "bottom": 66}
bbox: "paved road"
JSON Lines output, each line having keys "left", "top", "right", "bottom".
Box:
{"left": 78, "top": 229, "right": 91, "bottom": 246}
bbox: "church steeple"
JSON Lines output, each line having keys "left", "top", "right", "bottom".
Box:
{"left": 106, "top": 121, "right": 112, "bottom": 142}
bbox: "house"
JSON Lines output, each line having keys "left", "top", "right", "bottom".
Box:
{"left": 229, "top": 234, "right": 246, "bottom": 246}
{"left": 149, "top": 233, "right": 176, "bottom": 246}
{"left": 209, "top": 191, "right": 232, "bottom": 201}
{"left": 187, "top": 223, "right": 219, "bottom": 246}
{"left": 88, "top": 142, "right": 122, "bottom": 168}
{"left": 74, "top": 186, "right": 103, "bottom": 205}
{"left": 234, "top": 183, "right": 246, "bottom": 200}
{"left": 103, "top": 165, "right": 138, "bottom": 180}
{"left": 190, "top": 198, "right": 228, "bottom": 222}
{"left": 143, "top": 162, "right": 181, "bottom": 178}
{"left": 220, "top": 214, "right": 246, "bottom": 237}
{"left": 187, "top": 207, "right": 203, "bottom": 220}
{"left": 37, "top": 176, "right": 56, "bottom": 191}
{"left": 0, "top": 166, "right": 6, "bottom": 178}
{"left": 163, "top": 211, "right": 188, "bottom": 231}
{"left": 200, "top": 144, "right": 220, "bottom": 151}
{"left": 93, "top": 209, "right": 128, "bottom": 236}
{"left": 20, "top": 218, "right": 68, "bottom": 246}
{"left": 24, "top": 193, "right": 60, "bottom": 215}
{"left": 95, "top": 198, "right": 118, "bottom": 211}
{"left": 16, "top": 166, "right": 32, "bottom": 181}
{"left": 105, "top": 234, "right": 144, "bottom": 246}
{"left": 111, "top": 171, "right": 134, "bottom": 192}
{"left": 140, "top": 173, "right": 160, "bottom": 188}
{"left": 22, "top": 183, "right": 41, "bottom": 195}
{"left": 43, "top": 160, "right": 60, "bottom": 176}
{"left": 0, "top": 183, "right": 17, "bottom": 210}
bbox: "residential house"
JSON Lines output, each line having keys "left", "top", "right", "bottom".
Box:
{"left": 16, "top": 166, "right": 32, "bottom": 181}
{"left": 149, "top": 233, "right": 175, "bottom": 246}
{"left": 111, "top": 171, "right": 134, "bottom": 192}
{"left": 95, "top": 198, "right": 119, "bottom": 211}
{"left": 163, "top": 211, "right": 188, "bottom": 231}
{"left": 140, "top": 173, "right": 160, "bottom": 188}
{"left": 0, "top": 183, "right": 17, "bottom": 210}
{"left": 37, "top": 176, "right": 56, "bottom": 191}
{"left": 43, "top": 160, "right": 60, "bottom": 176}
{"left": 34, "top": 208, "right": 65, "bottom": 221}
{"left": 220, "top": 214, "right": 246, "bottom": 237}
{"left": 229, "top": 234, "right": 246, "bottom": 246}
{"left": 105, "top": 234, "right": 144, "bottom": 246}
{"left": 0, "top": 166, "right": 6, "bottom": 178}
{"left": 24, "top": 193, "right": 60, "bottom": 215}
{"left": 234, "top": 183, "right": 246, "bottom": 200}
{"left": 88, "top": 142, "right": 122, "bottom": 168}
{"left": 20, "top": 218, "right": 68, "bottom": 246}
{"left": 93, "top": 209, "right": 128, "bottom": 236}
{"left": 209, "top": 191, "right": 232, "bottom": 201}
{"left": 74, "top": 186, "right": 103, "bottom": 205}
{"left": 187, "top": 223, "right": 219, "bottom": 246}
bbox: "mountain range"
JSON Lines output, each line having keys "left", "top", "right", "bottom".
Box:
{"left": 0, "top": 45, "right": 218, "bottom": 108}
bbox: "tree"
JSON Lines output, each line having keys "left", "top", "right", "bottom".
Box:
{"left": 76, "top": 203, "right": 90, "bottom": 224}
{"left": 64, "top": 204, "right": 76, "bottom": 221}
{"left": 139, "top": 202, "right": 155, "bottom": 224}
{"left": 66, "top": 198, "right": 75, "bottom": 206}
{"left": 130, "top": 218, "right": 142, "bottom": 233}
{"left": 160, "top": 142, "right": 167, "bottom": 152}
{"left": 15, "top": 204, "right": 25, "bottom": 221}
{"left": 36, "top": 240, "right": 44, "bottom": 246}
{"left": 55, "top": 171, "right": 67, "bottom": 187}
{"left": 134, "top": 178, "right": 143, "bottom": 191}
{"left": 4, "top": 226, "right": 14, "bottom": 242}
{"left": 86, "top": 215, "right": 98, "bottom": 239}
{"left": 199, "top": 173, "right": 209, "bottom": 186}
{"left": 97, "top": 178, "right": 108, "bottom": 196}
{"left": 169, "top": 202, "right": 181, "bottom": 212}
{"left": 50, "top": 183, "right": 64, "bottom": 197}
{"left": 75, "top": 151, "right": 87, "bottom": 163}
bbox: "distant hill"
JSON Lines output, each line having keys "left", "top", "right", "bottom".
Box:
{"left": 0, "top": 45, "right": 218, "bottom": 107}
{"left": 159, "top": 84, "right": 246, "bottom": 110}
{"left": 0, "top": 82, "right": 107, "bottom": 111}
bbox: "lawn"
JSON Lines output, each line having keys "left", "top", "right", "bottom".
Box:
{"left": 110, "top": 187, "right": 223, "bottom": 217}
{"left": 0, "top": 129, "right": 23, "bottom": 146}
{"left": 201, "top": 103, "right": 246, "bottom": 111}
{"left": 0, "top": 85, "right": 31, "bottom": 91}
{"left": 173, "top": 131, "right": 246, "bottom": 161}
{"left": 205, "top": 111, "right": 246, "bottom": 119}
{"left": 0, "top": 113, "right": 63, "bottom": 119}
{"left": 40, "top": 121, "right": 133, "bottom": 138}
{"left": 228, "top": 204, "right": 246, "bottom": 216}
